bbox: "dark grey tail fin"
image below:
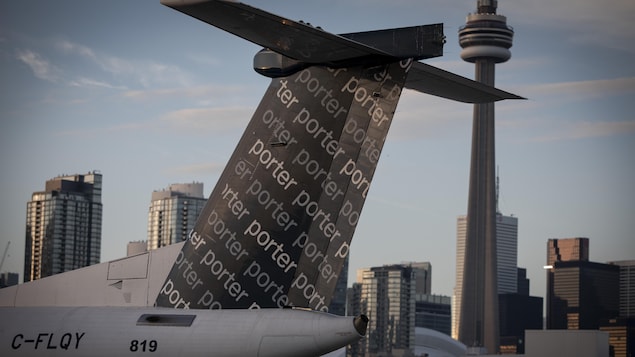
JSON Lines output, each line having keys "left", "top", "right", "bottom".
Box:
{"left": 155, "top": 61, "right": 410, "bottom": 311}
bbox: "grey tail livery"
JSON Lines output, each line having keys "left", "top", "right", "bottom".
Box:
{"left": 155, "top": 0, "right": 522, "bottom": 311}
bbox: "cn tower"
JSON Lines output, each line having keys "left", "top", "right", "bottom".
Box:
{"left": 457, "top": 0, "right": 513, "bottom": 354}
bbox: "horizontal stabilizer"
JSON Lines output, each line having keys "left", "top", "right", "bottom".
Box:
{"left": 340, "top": 24, "right": 444, "bottom": 61}
{"left": 405, "top": 61, "right": 525, "bottom": 103}
{"left": 161, "top": 0, "right": 393, "bottom": 64}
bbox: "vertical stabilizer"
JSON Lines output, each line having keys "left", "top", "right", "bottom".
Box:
{"left": 156, "top": 60, "right": 411, "bottom": 311}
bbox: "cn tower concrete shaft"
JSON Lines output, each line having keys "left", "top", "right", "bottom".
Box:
{"left": 457, "top": 0, "right": 513, "bottom": 353}
{"left": 461, "top": 60, "right": 499, "bottom": 352}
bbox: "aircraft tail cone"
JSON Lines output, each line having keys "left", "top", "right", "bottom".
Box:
{"left": 354, "top": 314, "right": 369, "bottom": 336}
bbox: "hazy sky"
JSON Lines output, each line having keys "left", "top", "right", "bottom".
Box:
{"left": 1, "top": 0, "right": 634, "bottom": 301}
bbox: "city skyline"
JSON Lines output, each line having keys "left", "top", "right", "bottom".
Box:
{"left": 1, "top": 0, "right": 633, "bottom": 305}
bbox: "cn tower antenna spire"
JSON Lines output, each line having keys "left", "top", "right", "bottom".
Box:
{"left": 477, "top": 0, "right": 498, "bottom": 14}
{"left": 457, "top": 0, "right": 514, "bottom": 354}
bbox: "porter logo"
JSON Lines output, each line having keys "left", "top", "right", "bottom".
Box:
{"left": 156, "top": 61, "right": 411, "bottom": 311}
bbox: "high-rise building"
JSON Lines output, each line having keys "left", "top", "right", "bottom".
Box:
{"left": 457, "top": 0, "right": 514, "bottom": 352}
{"left": 516, "top": 267, "right": 530, "bottom": 296}
{"left": 415, "top": 294, "right": 452, "bottom": 336}
{"left": 349, "top": 262, "right": 452, "bottom": 357}
{"left": 546, "top": 238, "right": 619, "bottom": 330}
{"left": 24, "top": 172, "right": 102, "bottom": 282}
{"left": 347, "top": 283, "right": 364, "bottom": 357}
{"left": 126, "top": 241, "right": 148, "bottom": 257}
{"left": 146, "top": 182, "right": 206, "bottom": 250}
{"left": 547, "top": 237, "right": 589, "bottom": 266}
{"left": 452, "top": 214, "right": 518, "bottom": 338}
{"left": 548, "top": 260, "right": 619, "bottom": 330}
{"left": 609, "top": 260, "right": 635, "bottom": 318}
{"left": 498, "top": 268, "right": 543, "bottom": 354}
{"left": 355, "top": 264, "right": 416, "bottom": 356}
{"left": 600, "top": 317, "right": 635, "bottom": 357}
{"left": 0, "top": 272, "right": 19, "bottom": 288}
{"left": 497, "top": 215, "right": 518, "bottom": 294}
{"left": 545, "top": 237, "right": 589, "bottom": 329}
{"left": 327, "top": 256, "right": 348, "bottom": 316}
{"left": 452, "top": 215, "right": 467, "bottom": 341}
{"left": 410, "top": 261, "right": 432, "bottom": 295}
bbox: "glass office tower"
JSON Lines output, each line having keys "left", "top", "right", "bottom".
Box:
{"left": 146, "top": 182, "right": 206, "bottom": 250}
{"left": 357, "top": 265, "right": 416, "bottom": 356}
{"left": 453, "top": 214, "right": 518, "bottom": 339}
{"left": 24, "top": 172, "right": 102, "bottom": 281}
{"left": 546, "top": 238, "right": 619, "bottom": 330}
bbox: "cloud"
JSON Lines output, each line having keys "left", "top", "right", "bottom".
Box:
{"left": 167, "top": 162, "right": 226, "bottom": 176}
{"left": 56, "top": 39, "right": 134, "bottom": 77}
{"left": 527, "top": 77, "right": 635, "bottom": 99}
{"left": 123, "top": 84, "right": 250, "bottom": 102}
{"left": 56, "top": 40, "right": 97, "bottom": 61}
{"left": 15, "top": 49, "right": 60, "bottom": 82}
{"left": 368, "top": 194, "right": 425, "bottom": 213}
{"left": 508, "top": 77, "right": 635, "bottom": 112}
{"left": 389, "top": 89, "right": 473, "bottom": 140}
{"left": 55, "top": 39, "right": 194, "bottom": 89}
{"left": 136, "top": 62, "right": 193, "bottom": 88}
{"left": 494, "top": 77, "right": 635, "bottom": 142}
{"left": 56, "top": 121, "right": 150, "bottom": 137}
{"left": 532, "top": 120, "right": 635, "bottom": 142}
{"left": 392, "top": 76, "right": 635, "bottom": 144}
{"left": 161, "top": 106, "right": 252, "bottom": 133}
{"left": 69, "top": 77, "right": 127, "bottom": 90}
{"left": 16, "top": 42, "right": 127, "bottom": 89}
{"left": 186, "top": 53, "right": 222, "bottom": 67}
{"left": 506, "top": 0, "right": 635, "bottom": 53}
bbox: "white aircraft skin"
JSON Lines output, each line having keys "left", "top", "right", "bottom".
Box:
{"left": 1, "top": 307, "right": 366, "bottom": 357}
{"left": 0, "top": 243, "right": 367, "bottom": 356}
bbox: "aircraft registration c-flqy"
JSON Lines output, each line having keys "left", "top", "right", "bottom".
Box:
{"left": 0, "top": 0, "right": 521, "bottom": 356}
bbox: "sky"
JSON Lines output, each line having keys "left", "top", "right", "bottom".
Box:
{"left": 1, "top": 0, "right": 634, "bottom": 302}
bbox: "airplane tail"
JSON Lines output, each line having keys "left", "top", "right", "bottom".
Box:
{"left": 156, "top": 0, "right": 522, "bottom": 312}
{"left": 155, "top": 60, "right": 411, "bottom": 311}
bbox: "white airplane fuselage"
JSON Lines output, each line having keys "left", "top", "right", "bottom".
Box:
{"left": 1, "top": 307, "right": 365, "bottom": 357}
